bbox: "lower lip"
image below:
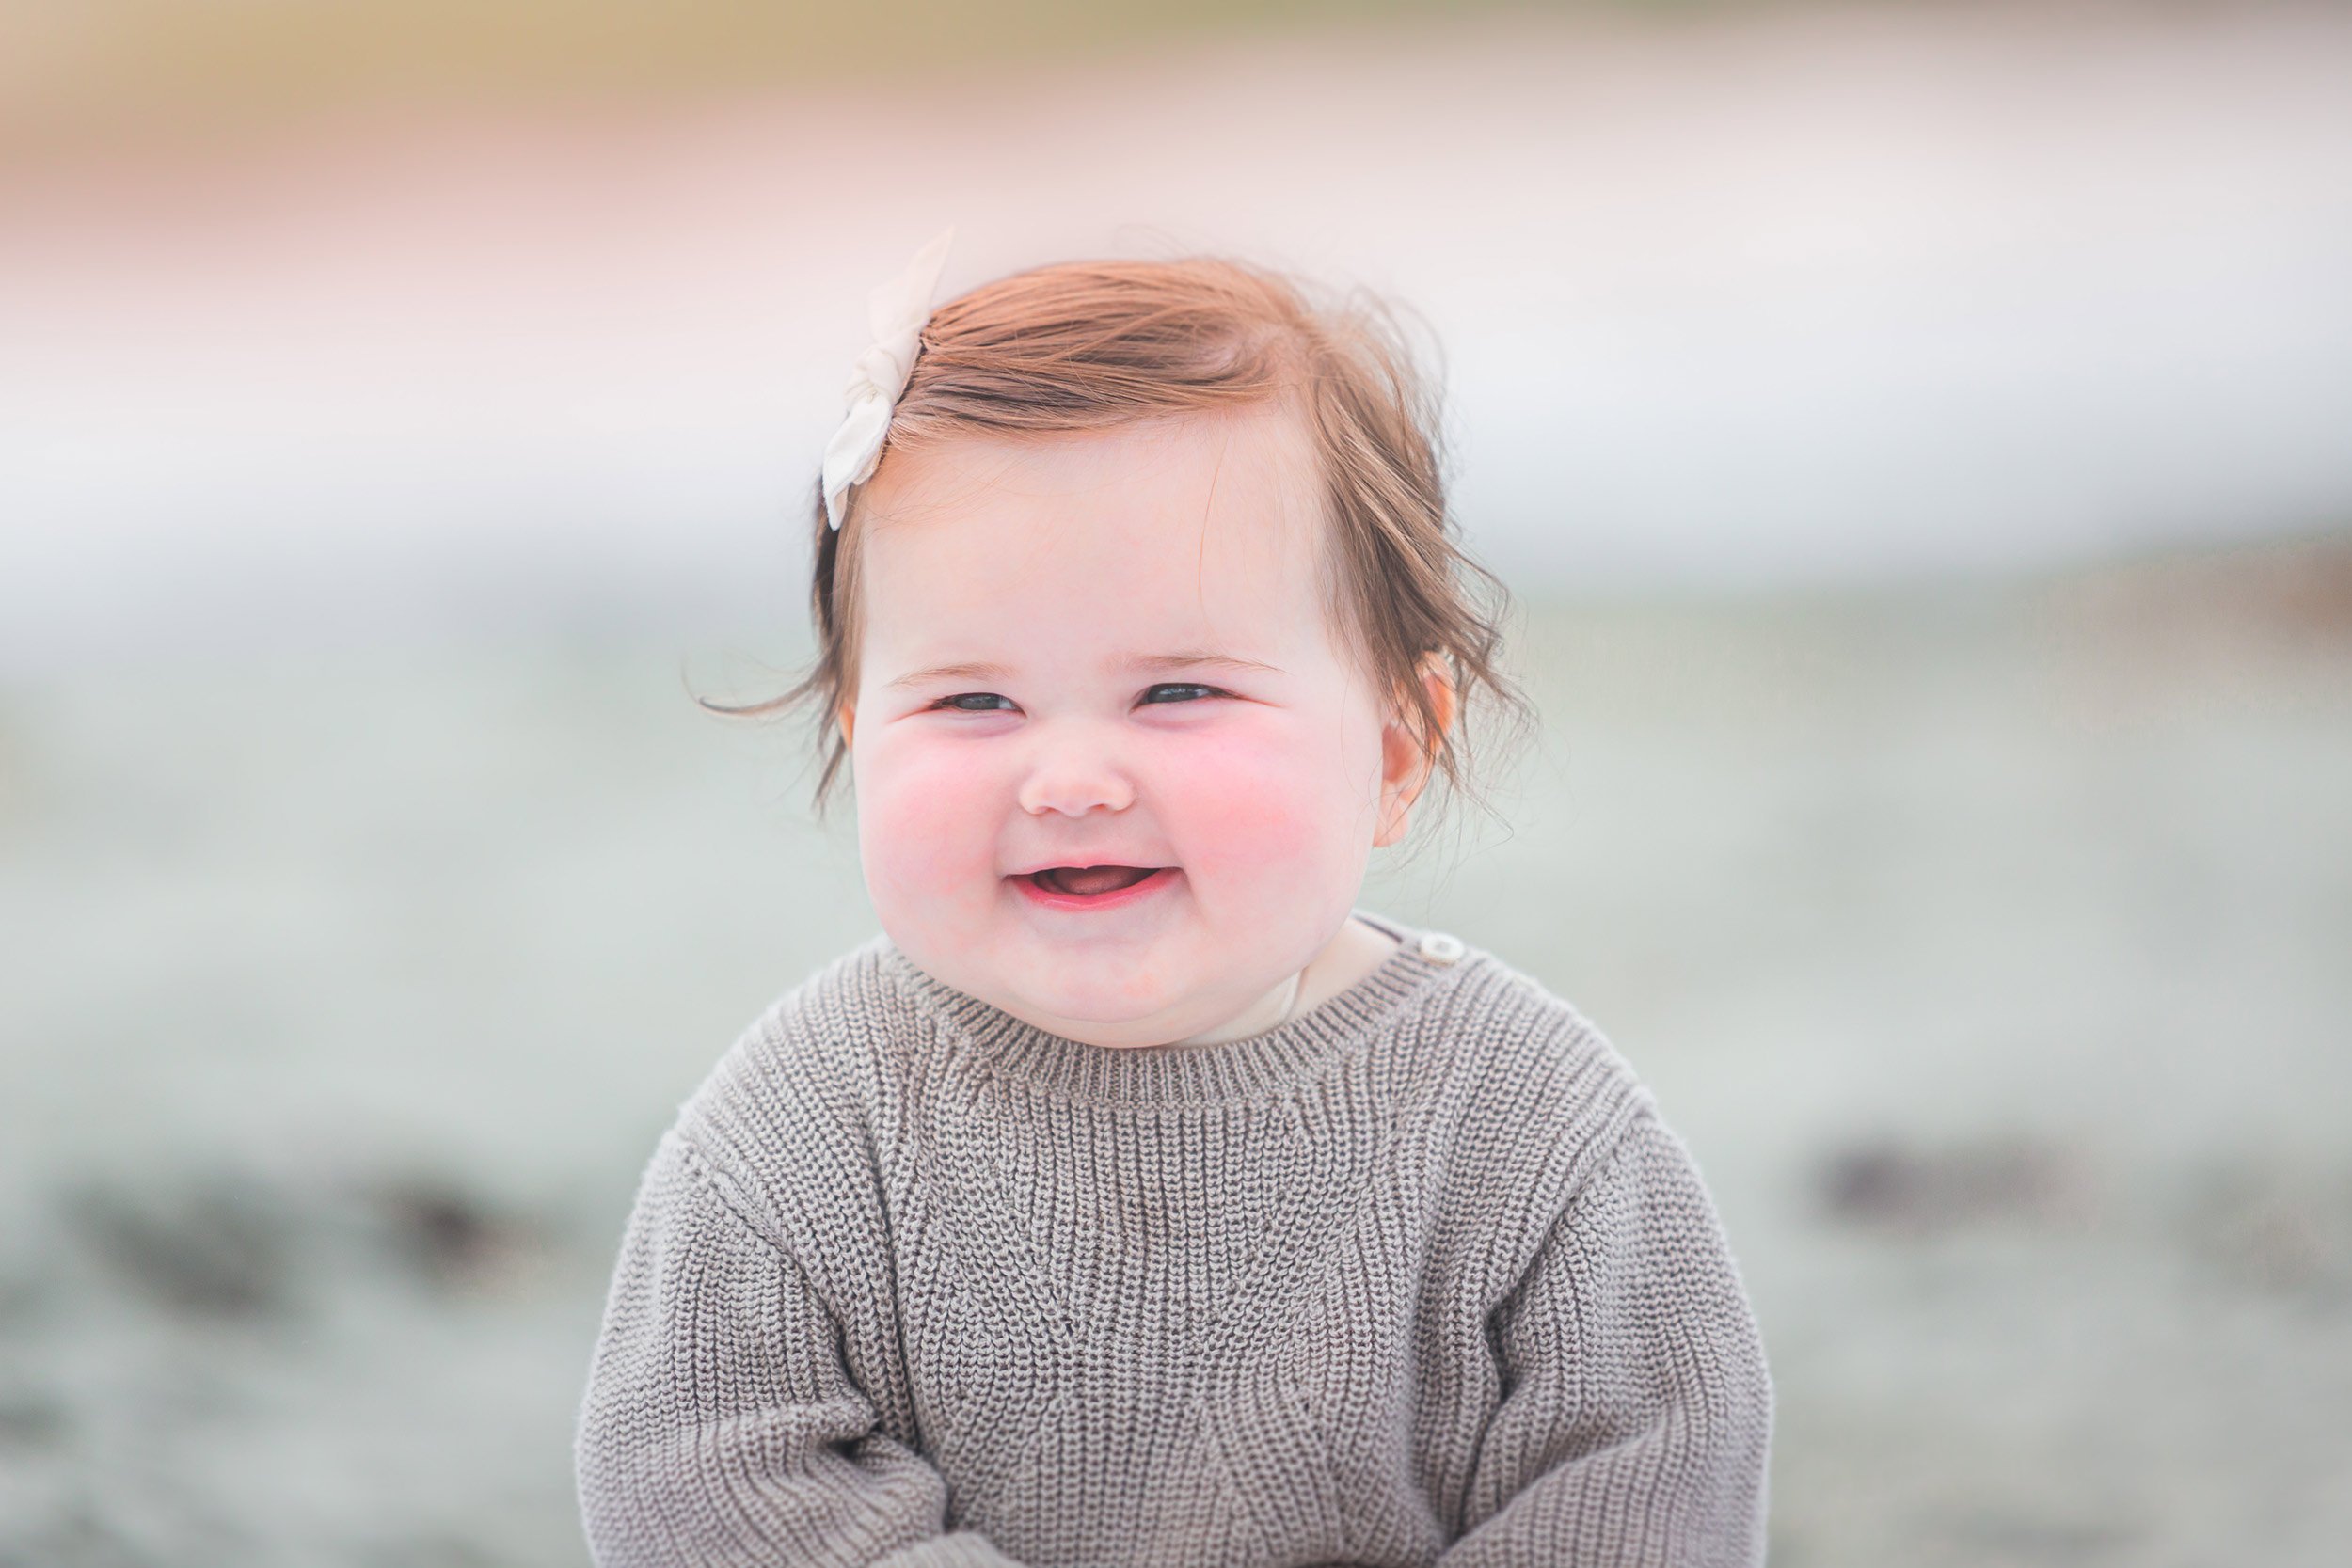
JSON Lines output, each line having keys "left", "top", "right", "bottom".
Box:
{"left": 1013, "top": 867, "right": 1180, "bottom": 912}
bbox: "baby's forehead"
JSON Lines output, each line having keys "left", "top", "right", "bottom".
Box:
{"left": 866, "top": 410, "right": 1329, "bottom": 563}
{"left": 856, "top": 439, "right": 1349, "bottom": 667}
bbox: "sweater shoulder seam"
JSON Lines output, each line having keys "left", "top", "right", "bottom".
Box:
{"left": 660, "top": 1124, "right": 807, "bottom": 1274}
{"left": 675, "top": 944, "right": 916, "bottom": 1186}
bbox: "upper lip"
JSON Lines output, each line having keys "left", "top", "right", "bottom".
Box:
{"left": 1007, "top": 858, "right": 1174, "bottom": 878}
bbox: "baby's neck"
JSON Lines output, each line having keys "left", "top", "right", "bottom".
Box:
{"left": 1169, "top": 916, "right": 1404, "bottom": 1047}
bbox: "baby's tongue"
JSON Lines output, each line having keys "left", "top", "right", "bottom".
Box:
{"left": 1045, "top": 865, "right": 1155, "bottom": 896}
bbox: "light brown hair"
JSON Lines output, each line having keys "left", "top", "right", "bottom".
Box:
{"left": 708, "top": 255, "right": 1537, "bottom": 843}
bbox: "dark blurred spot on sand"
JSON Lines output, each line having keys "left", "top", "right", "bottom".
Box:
{"left": 62, "top": 1174, "right": 296, "bottom": 1321}
{"left": 369, "top": 1177, "right": 551, "bottom": 1293}
{"left": 55, "top": 1163, "right": 561, "bottom": 1325}
{"left": 1817, "top": 1133, "right": 2098, "bottom": 1234}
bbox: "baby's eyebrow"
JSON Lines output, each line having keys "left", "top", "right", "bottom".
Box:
{"left": 884, "top": 651, "right": 1281, "bottom": 691}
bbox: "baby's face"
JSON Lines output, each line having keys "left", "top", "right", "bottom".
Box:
{"left": 842, "top": 404, "right": 1421, "bottom": 1049}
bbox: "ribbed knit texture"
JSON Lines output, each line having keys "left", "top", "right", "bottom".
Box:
{"left": 576, "top": 911, "right": 1772, "bottom": 1567}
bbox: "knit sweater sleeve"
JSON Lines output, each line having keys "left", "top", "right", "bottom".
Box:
{"left": 1438, "top": 1110, "right": 1773, "bottom": 1568}
{"left": 575, "top": 1129, "right": 1028, "bottom": 1568}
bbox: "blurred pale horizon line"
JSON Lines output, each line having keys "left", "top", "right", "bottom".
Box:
{"left": 5, "top": 0, "right": 2349, "bottom": 679}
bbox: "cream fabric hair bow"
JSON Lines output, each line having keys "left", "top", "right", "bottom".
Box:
{"left": 820, "top": 228, "right": 957, "bottom": 531}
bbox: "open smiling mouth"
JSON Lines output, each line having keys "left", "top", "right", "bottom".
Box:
{"left": 1016, "top": 865, "right": 1179, "bottom": 909}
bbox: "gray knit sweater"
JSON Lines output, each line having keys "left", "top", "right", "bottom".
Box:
{"left": 576, "top": 912, "right": 1772, "bottom": 1567}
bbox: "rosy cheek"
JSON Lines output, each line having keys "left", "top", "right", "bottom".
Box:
{"left": 1153, "top": 722, "right": 1347, "bottom": 879}
{"left": 857, "top": 729, "right": 1003, "bottom": 900}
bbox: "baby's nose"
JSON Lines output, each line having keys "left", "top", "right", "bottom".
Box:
{"left": 1015, "top": 732, "right": 1137, "bottom": 817}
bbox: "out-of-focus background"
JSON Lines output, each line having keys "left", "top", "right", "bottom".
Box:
{"left": 5, "top": 1, "right": 2349, "bottom": 1563}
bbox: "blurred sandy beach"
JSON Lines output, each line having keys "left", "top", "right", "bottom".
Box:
{"left": 4, "top": 2, "right": 2350, "bottom": 1564}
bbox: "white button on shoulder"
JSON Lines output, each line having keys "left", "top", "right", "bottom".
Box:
{"left": 1416, "top": 930, "right": 1465, "bottom": 965}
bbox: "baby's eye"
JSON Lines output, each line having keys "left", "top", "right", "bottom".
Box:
{"left": 927, "top": 686, "right": 1227, "bottom": 714}
{"left": 1140, "top": 683, "right": 1226, "bottom": 705}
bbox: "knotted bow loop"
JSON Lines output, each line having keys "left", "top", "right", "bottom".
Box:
{"left": 820, "top": 228, "right": 956, "bottom": 531}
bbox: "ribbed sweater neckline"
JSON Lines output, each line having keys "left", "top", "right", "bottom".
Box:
{"left": 874, "top": 909, "right": 1459, "bottom": 1105}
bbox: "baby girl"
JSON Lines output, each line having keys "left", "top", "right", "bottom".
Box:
{"left": 575, "top": 242, "right": 1773, "bottom": 1566}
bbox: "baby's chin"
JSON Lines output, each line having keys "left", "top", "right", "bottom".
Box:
{"left": 891, "top": 904, "right": 1320, "bottom": 1046}
{"left": 925, "top": 941, "right": 1236, "bottom": 1048}
{"left": 983, "top": 969, "right": 1201, "bottom": 1049}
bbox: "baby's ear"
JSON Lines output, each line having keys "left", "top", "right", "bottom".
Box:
{"left": 837, "top": 703, "right": 857, "bottom": 749}
{"left": 1417, "top": 650, "right": 1458, "bottom": 741}
{"left": 1394, "top": 651, "right": 1455, "bottom": 759}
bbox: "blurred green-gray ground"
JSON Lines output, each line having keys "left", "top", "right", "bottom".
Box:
{"left": 3, "top": 536, "right": 2348, "bottom": 1565}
